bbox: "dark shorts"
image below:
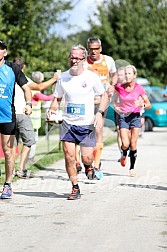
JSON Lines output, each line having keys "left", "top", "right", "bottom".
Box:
{"left": 60, "top": 120, "right": 96, "bottom": 147}
{"left": 119, "top": 113, "right": 141, "bottom": 129}
{"left": 0, "top": 122, "right": 16, "bottom": 135}
{"left": 14, "top": 114, "right": 35, "bottom": 147}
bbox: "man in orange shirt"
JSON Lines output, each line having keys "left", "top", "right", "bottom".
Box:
{"left": 85, "top": 37, "right": 117, "bottom": 179}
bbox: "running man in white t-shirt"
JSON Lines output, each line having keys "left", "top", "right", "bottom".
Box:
{"left": 47, "top": 45, "right": 108, "bottom": 200}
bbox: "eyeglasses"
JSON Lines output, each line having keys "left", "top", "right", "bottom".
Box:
{"left": 69, "top": 57, "right": 85, "bottom": 62}
{"left": 88, "top": 47, "right": 100, "bottom": 52}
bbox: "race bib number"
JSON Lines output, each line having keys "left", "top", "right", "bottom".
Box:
{"left": 67, "top": 103, "right": 85, "bottom": 115}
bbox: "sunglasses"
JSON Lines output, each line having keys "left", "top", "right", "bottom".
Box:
{"left": 88, "top": 47, "right": 100, "bottom": 52}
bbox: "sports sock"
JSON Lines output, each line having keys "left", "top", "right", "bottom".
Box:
{"left": 4, "top": 182, "right": 11, "bottom": 187}
{"left": 121, "top": 146, "right": 129, "bottom": 157}
{"left": 84, "top": 164, "right": 92, "bottom": 169}
{"left": 129, "top": 150, "right": 137, "bottom": 170}
{"left": 93, "top": 143, "right": 103, "bottom": 168}
{"left": 73, "top": 184, "right": 79, "bottom": 189}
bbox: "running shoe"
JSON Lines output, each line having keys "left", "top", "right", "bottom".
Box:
{"left": 85, "top": 166, "right": 94, "bottom": 180}
{"left": 129, "top": 169, "right": 136, "bottom": 177}
{"left": 1, "top": 184, "right": 13, "bottom": 199}
{"left": 94, "top": 168, "right": 103, "bottom": 180}
{"left": 76, "top": 162, "right": 82, "bottom": 173}
{"left": 68, "top": 188, "right": 81, "bottom": 200}
{"left": 120, "top": 155, "right": 127, "bottom": 167}
{"left": 16, "top": 170, "right": 34, "bottom": 179}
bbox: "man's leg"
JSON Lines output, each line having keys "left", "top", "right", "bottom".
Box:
{"left": 16, "top": 114, "right": 35, "bottom": 178}
{"left": 28, "top": 129, "right": 38, "bottom": 162}
{"left": 1, "top": 134, "right": 14, "bottom": 199}
{"left": 93, "top": 120, "right": 104, "bottom": 169}
{"left": 62, "top": 141, "right": 81, "bottom": 200}
{"left": 1, "top": 134, "right": 15, "bottom": 183}
{"left": 19, "top": 145, "right": 31, "bottom": 170}
{"left": 81, "top": 146, "right": 95, "bottom": 179}
{"left": 75, "top": 144, "right": 82, "bottom": 173}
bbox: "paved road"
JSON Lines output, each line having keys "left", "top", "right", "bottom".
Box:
{"left": 0, "top": 128, "right": 167, "bottom": 252}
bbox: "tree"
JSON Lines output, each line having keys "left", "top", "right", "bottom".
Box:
{"left": 0, "top": 0, "right": 73, "bottom": 74}
{"left": 81, "top": 0, "right": 167, "bottom": 85}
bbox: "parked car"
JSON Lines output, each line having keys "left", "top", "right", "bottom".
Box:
{"left": 144, "top": 86, "right": 167, "bottom": 131}
{"left": 105, "top": 86, "right": 167, "bottom": 131}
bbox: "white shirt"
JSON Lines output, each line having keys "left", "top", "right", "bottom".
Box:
{"left": 53, "top": 69, "right": 105, "bottom": 125}
{"left": 14, "top": 76, "right": 32, "bottom": 114}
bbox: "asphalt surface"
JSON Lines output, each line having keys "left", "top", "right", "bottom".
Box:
{"left": 0, "top": 127, "right": 167, "bottom": 252}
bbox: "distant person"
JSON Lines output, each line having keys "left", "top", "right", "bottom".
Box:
{"left": 139, "top": 100, "right": 145, "bottom": 138}
{"left": 114, "top": 67, "right": 126, "bottom": 161}
{"left": 13, "top": 57, "right": 60, "bottom": 178}
{"left": 28, "top": 71, "right": 54, "bottom": 163}
{"left": 85, "top": 37, "right": 117, "bottom": 179}
{"left": 113, "top": 65, "right": 151, "bottom": 176}
{"left": 47, "top": 44, "right": 108, "bottom": 200}
{"left": 0, "top": 41, "right": 32, "bottom": 199}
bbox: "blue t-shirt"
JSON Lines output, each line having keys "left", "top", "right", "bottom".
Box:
{"left": 0, "top": 61, "right": 28, "bottom": 123}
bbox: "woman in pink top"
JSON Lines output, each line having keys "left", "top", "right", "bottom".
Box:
{"left": 114, "top": 65, "right": 151, "bottom": 176}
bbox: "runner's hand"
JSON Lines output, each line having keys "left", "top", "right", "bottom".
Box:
{"left": 93, "top": 112, "right": 103, "bottom": 131}
{"left": 24, "top": 105, "right": 32, "bottom": 115}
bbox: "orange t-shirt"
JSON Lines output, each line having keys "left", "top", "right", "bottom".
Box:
{"left": 87, "top": 55, "right": 110, "bottom": 89}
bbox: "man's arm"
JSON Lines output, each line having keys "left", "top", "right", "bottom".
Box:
{"left": 21, "top": 84, "right": 32, "bottom": 115}
{"left": 98, "top": 91, "right": 109, "bottom": 112}
{"left": 94, "top": 91, "right": 109, "bottom": 130}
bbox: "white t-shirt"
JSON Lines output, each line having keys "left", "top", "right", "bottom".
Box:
{"left": 14, "top": 76, "right": 32, "bottom": 114}
{"left": 53, "top": 69, "right": 105, "bottom": 125}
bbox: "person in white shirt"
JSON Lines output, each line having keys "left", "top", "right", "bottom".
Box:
{"left": 47, "top": 45, "right": 108, "bottom": 200}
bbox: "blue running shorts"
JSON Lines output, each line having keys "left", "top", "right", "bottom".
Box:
{"left": 60, "top": 120, "right": 96, "bottom": 147}
{"left": 119, "top": 113, "right": 141, "bottom": 129}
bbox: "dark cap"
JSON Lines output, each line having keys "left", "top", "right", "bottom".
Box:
{"left": 0, "top": 41, "right": 7, "bottom": 49}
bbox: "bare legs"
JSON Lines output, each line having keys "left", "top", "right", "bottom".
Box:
{"left": 63, "top": 141, "right": 94, "bottom": 185}
{"left": 120, "top": 127, "right": 140, "bottom": 174}
{"left": 1, "top": 134, "right": 15, "bottom": 183}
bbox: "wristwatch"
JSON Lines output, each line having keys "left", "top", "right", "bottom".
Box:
{"left": 98, "top": 109, "right": 104, "bottom": 117}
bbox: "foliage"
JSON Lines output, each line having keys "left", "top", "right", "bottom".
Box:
{"left": 79, "top": 0, "right": 167, "bottom": 86}
{"left": 0, "top": 0, "right": 73, "bottom": 74}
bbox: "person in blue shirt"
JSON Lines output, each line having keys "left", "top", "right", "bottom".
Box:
{"left": 0, "top": 40, "right": 32, "bottom": 199}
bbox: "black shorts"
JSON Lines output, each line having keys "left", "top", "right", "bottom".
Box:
{"left": 0, "top": 122, "right": 16, "bottom": 135}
